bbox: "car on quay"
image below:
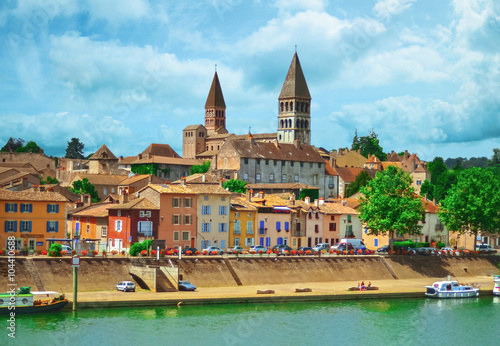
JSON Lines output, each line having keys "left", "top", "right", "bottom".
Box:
{"left": 298, "top": 246, "right": 314, "bottom": 254}
{"left": 203, "top": 246, "right": 224, "bottom": 255}
{"left": 227, "top": 246, "right": 245, "bottom": 254}
{"left": 182, "top": 247, "right": 198, "bottom": 255}
{"left": 312, "top": 243, "right": 330, "bottom": 252}
{"left": 178, "top": 280, "right": 197, "bottom": 291}
{"left": 165, "top": 247, "right": 179, "bottom": 255}
{"left": 272, "top": 244, "right": 293, "bottom": 255}
{"left": 116, "top": 281, "right": 136, "bottom": 292}
{"left": 61, "top": 245, "right": 72, "bottom": 252}
{"left": 249, "top": 245, "right": 268, "bottom": 253}
{"left": 377, "top": 245, "right": 390, "bottom": 253}
{"left": 477, "top": 244, "right": 496, "bottom": 253}
{"left": 336, "top": 243, "right": 354, "bottom": 252}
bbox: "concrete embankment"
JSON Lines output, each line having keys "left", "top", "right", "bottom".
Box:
{"left": 1, "top": 255, "right": 498, "bottom": 293}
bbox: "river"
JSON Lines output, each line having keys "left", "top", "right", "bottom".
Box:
{"left": 3, "top": 297, "right": 499, "bottom": 345}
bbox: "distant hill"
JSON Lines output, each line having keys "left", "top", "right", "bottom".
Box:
{"left": 444, "top": 157, "right": 489, "bottom": 169}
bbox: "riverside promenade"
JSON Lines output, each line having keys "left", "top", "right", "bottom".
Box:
{"left": 67, "top": 276, "right": 496, "bottom": 310}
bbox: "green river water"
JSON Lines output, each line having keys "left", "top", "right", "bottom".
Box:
{"left": 2, "top": 297, "right": 499, "bottom": 346}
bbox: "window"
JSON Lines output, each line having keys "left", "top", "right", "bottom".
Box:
{"left": 315, "top": 225, "right": 319, "bottom": 233}
{"left": 219, "top": 223, "right": 227, "bottom": 232}
{"left": 111, "top": 187, "right": 115, "bottom": 194}
{"left": 247, "top": 220, "right": 253, "bottom": 234}
{"left": 103, "top": 188, "right": 107, "bottom": 195}
{"left": 182, "top": 231, "right": 190, "bottom": 241}
{"left": 244, "top": 158, "right": 248, "bottom": 164}
{"left": 140, "top": 211, "right": 145, "bottom": 217}
{"left": 138, "top": 221, "right": 152, "bottom": 236}
{"left": 276, "top": 221, "right": 281, "bottom": 231}
{"left": 256, "top": 159, "right": 260, "bottom": 165}
{"left": 47, "top": 204, "right": 59, "bottom": 213}
{"left": 202, "top": 205, "right": 211, "bottom": 215}
{"left": 5, "top": 220, "right": 17, "bottom": 232}
{"left": 173, "top": 231, "right": 179, "bottom": 241}
{"left": 256, "top": 173, "right": 261, "bottom": 183}
{"left": 318, "top": 163, "right": 322, "bottom": 168}
{"left": 281, "top": 160, "right": 285, "bottom": 166}
{"left": 172, "top": 215, "right": 180, "bottom": 225}
{"left": 245, "top": 238, "right": 254, "bottom": 247}
{"left": 86, "top": 224, "right": 90, "bottom": 234}
{"left": 282, "top": 174, "right": 287, "bottom": 183}
{"left": 234, "top": 220, "right": 241, "bottom": 234}
{"left": 184, "top": 198, "right": 192, "bottom": 208}
{"left": 285, "top": 222, "right": 289, "bottom": 231}
{"left": 291, "top": 161, "right": 294, "bottom": 167}
{"left": 329, "top": 177, "right": 334, "bottom": 188}
{"left": 202, "top": 223, "right": 211, "bottom": 232}
{"left": 235, "top": 212, "right": 240, "bottom": 218}
{"left": 248, "top": 212, "right": 252, "bottom": 217}
{"left": 329, "top": 223, "right": 336, "bottom": 232}
{"left": 313, "top": 175, "right": 318, "bottom": 185}
{"left": 243, "top": 173, "right": 249, "bottom": 181}
{"left": 20, "top": 203, "right": 32, "bottom": 213}
{"left": 183, "top": 215, "right": 192, "bottom": 225}
{"left": 374, "top": 239, "right": 379, "bottom": 247}
{"left": 101, "top": 227, "right": 107, "bottom": 237}
{"left": 294, "top": 175, "right": 299, "bottom": 183}
{"left": 47, "top": 221, "right": 58, "bottom": 233}
{"left": 221, "top": 196, "right": 225, "bottom": 201}
{"left": 300, "top": 162, "right": 303, "bottom": 168}
{"left": 20, "top": 221, "right": 31, "bottom": 233}
{"left": 204, "top": 196, "right": 208, "bottom": 201}
{"left": 417, "top": 180, "right": 422, "bottom": 186}
{"left": 172, "top": 197, "right": 180, "bottom": 208}
{"left": 117, "top": 210, "right": 121, "bottom": 217}
{"left": 274, "top": 160, "right": 277, "bottom": 166}
{"left": 269, "top": 173, "right": 274, "bottom": 182}
{"left": 265, "top": 160, "right": 269, "bottom": 165}
{"left": 310, "top": 163, "right": 313, "bottom": 168}
{"left": 145, "top": 211, "right": 151, "bottom": 217}
{"left": 234, "top": 238, "right": 240, "bottom": 246}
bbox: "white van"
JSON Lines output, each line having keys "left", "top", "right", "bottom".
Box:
{"left": 340, "top": 239, "right": 365, "bottom": 248}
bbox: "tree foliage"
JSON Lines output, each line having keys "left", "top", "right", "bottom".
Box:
{"left": 190, "top": 161, "right": 211, "bottom": 175}
{"left": 351, "top": 129, "right": 387, "bottom": 161}
{"left": 299, "top": 188, "right": 319, "bottom": 202}
{"left": 345, "top": 170, "right": 372, "bottom": 197}
{"left": 14, "top": 141, "right": 42, "bottom": 153}
{"left": 421, "top": 157, "right": 458, "bottom": 202}
{"left": 438, "top": 168, "right": 500, "bottom": 249}
{"left": 65, "top": 138, "right": 85, "bottom": 159}
{"left": 359, "top": 166, "right": 425, "bottom": 247}
{"left": 40, "top": 176, "right": 60, "bottom": 185}
{"left": 69, "top": 178, "right": 100, "bottom": 203}
{"left": 130, "top": 239, "right": 152, "bottom": 256}
{"left": 48, "top": 243, "right": 62, "bottom": 257}
{"left": 223, "top": 179, "right": 247, "bottom": 193}
{"left": 1, "top": 137, "right": 25, "bottom": 152}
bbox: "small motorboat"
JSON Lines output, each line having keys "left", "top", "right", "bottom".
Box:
{"left": 0, "top": 286, "right": 68, "bottom": 315}
{"left": 493, "top": 275, "right": 500, "bottom": 296}
{"left": 425, "top": 280, "right": 479, "bottom": 298}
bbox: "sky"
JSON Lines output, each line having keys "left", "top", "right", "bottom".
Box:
{"left": 0, "top": 0, "right": 499, "bottom": 162}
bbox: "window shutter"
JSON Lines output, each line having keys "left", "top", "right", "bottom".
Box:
{"left": 209, "top": 223, "right": 211, "bottom": 232}
{"left": 4, "top": 204, "right": 8, "bottom": 212}
{"left": 55, "top": 221, "right": 58, "bottom": 232}
{"left": 47, "top": 204, "right": 50, "bottom": 213}
{"left": 276, "top": 221, "right": 281, "bottom": 230}
{"left": 14, "top": 204, "right": 17, "bottom": 212}
{"left": 47, "top": 221, "right": 50, "bottom": 232}
{"left": 55, "top": 204, "right": 59, "bottom": 213}
{"left": 4, "top": 221, "right": 7, "bottom": 232}
{"left": 29, "top": 221, "right": 32, "bottom": 232}
{"left": 21, "top": 204, "right": 25, "bottom": 213}
{"left": 285, "top": 222, "right": 289, "bottom": 231}
{"left": 208, "top": 206, "right": 211, "bottom": 215}
{"left": 29, "top": 204, "right": 33, "bottom": 212}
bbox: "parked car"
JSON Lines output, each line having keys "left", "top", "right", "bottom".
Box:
{"left": 417, "top": 247, "right": 437, "bottom": 256}
{"left": 336, "top": 243, "right": 354, "bottom": 252}
{"left": 355, "top": 245, "right": 368, "bottom": 254}
{"left": 250, "top": 245, "right": 268, "bottom": 253}
{"left": 377, "top": 245, "right": 390, "bottom": 253}
{"left": 227, "top": 246, "right": 245, "bottom": 254}
{"left": 330, "top": 243, "right": 341, "bottom": 251}
{"left": 298, "top": 246, "right": 314, "bottom": 254}
{"left": 312, "top": 243, "right": 330, "bottom": 252}
{"left": 182, "top": 247, "right": 198, "bottom": 255}
{"left": 272, "top": 244, "right": 293, "bottom": 255}
{"left": 61, "top": 245, "right": 72, "bottom": 252}
{"left": 178, "top": 280, "right": 197, "bottom": 291}
{"left": 477, "top": 244, "right": 496, "bottom": 253}
{"left": 203, "top": 246, "right": 224, "bottom": 255}
{"left": 116, "top": 281, "right": 136, "bottom": 292}
{"left": 165, "top": 247, "right": 179, "bottom": 255}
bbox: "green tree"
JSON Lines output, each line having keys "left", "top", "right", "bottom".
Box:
{"left": 351, "top": 129, "right": 387, "bottom": 161}
{"left": 438, "top": 168, "right": 500, "bottom": 250}
{"left": 489, "top": 148, "right": 500, "bottom": 166}
{"left": 359, "top": 166, "right": 425, "bottom": 249}
{"left": 223, "top": 179, "right": 247, "bottom": 193}
{"left": 69, "top": 178, "right": 100, "bottom": 203}
{"left": 40, "top": 176, "right": 60, "bottom": 185}
{"left": 130, "top": 240, "right": 152, "bottom": 256}
{"left": 190, "top": 161, "right": 211, "bottom": 175}
{"left": 419, "top": 179, "right": 434, "bottom": 200}
{"left": 345, "top": 170, "right": 372, "bottom": 197}
{"left": 48, "top": 243, "right": 62, "bottom": 257}
{"left": 65, "top": 138, "right": 85, "bottom": 159}
{"left": 15, "top": 141, "right": 42, "bottom": 153}
{"left": 1, "top": 137, "right": 25, "bottom": 152}
{"left": 299, "top": 188, "right": 319, "bottom": 202}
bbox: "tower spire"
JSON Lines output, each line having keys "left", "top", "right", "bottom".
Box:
{"left": 205, "top": 71, "right": 227, "bottom": 135}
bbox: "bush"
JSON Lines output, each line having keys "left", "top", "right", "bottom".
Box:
{"left": 48, "top": 243, "right": 63, "bottom": 257}
{"left": 129, "top": 240, "right": 152, "bottom": 257}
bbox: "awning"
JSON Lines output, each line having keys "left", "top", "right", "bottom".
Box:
{"left": 46, "top": 238, "right": 73, "bottom": 242}
{"left": 273, "top": 206, "right": 291, "bottom": 211}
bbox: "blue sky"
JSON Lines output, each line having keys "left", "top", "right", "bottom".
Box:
{"left": 1, "top": 0, "right": 499, "bottom": 161}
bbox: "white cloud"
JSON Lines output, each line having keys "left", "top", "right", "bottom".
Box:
{"left": 373, "top": 0, "right": 417, "bottom": 20}
{"left": 86, "top": 0, "right": 152, "bottom": 25}
{"left": 273, "top": 0, "right": 327, "bottom": 13}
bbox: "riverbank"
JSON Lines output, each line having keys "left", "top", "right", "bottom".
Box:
{"left": 65, "top": 276, "right": 496, "bottom": 310}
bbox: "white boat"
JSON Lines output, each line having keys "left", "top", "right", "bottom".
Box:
{"left": 425, "top": 280, "right": 479, "bottom": 298}
{"left": 494, "top": 275, "right": 500, "bottom": 296}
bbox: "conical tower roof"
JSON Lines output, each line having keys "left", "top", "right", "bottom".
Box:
{"left": 205, "top": 72, "right": 226, "bottom": 109}
{"left": 279, "top": 53, "right": 311, "bottom": 100}
{"left": 89, "top": 144, "right": 117, "bottom": 160}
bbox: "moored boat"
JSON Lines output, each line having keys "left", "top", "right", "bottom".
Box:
{"left": 493, "top": 275, "right": 500, "bottom": 296}
{"left": 0, "top": 286, "right": 68, "bottom": 315}
{"left": 425, "top": 280, "right": 479, "bottom": 298}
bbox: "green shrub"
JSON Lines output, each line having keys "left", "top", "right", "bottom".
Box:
{"left": 129, "top": 240, "right": 152, "bottom": 257}
{"left": 48, "top": 243, "right": 62, "bottom": 257}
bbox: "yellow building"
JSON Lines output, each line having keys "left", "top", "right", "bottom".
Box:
{"left": 230, "top": 196, "right": 257, "bottom": 249}
{"left": 0, "top": 188, "right": 68, "bottom": 253}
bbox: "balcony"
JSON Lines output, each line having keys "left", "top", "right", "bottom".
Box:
{"left": 234, "top": 229, "right": 241, "bottom": 235}
{"left": 247, "top": 229, "right": 254, "bottom": 235}
{"left": 435, "top": 224, "right": 444, "bottom": 232}
{"left": 292, "top": 230, "right": 305, "bottom": 237}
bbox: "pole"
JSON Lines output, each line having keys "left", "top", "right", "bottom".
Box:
{"left": 72, "top": 266, "right": 78, "bottom": 311}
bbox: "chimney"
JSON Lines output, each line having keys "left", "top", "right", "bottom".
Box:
{"left": 247, "top": 132, "right": 255, "bottom": 145}
{"left": 319, "top": 197, "right": 325, "bottom": 205}
{"left": 314, "top": 199, "right": 319, "bottom": 207}
{"left": 338, "top": 148, "right": 342, "bottom": 155}
{"left": 290, "top": 194, "right": 295, "bottom": 206}
{"left": 120, "top": 190, "right": 129, "bottom": 204}
{"left": 148, "top": 175, "right": 152, "bottom": 183}
{"left": 138, "top": 154, "right": 142, "bottom": 160}
{"left": 181, "top": 176, "right": 186, "bottom": 186}
{"left": 357, "top": 149, "right": 361, "bottom": 154}
{"left": 202, "top": 174, "right": 206, "bottom": 183}
{"left": 305, "top": 196, "right": 310, "bottom": 204}
{"left": 219, "top": 178, "right": 223, "bottom": 187}
{"left": 246, "top": 189, "right": 253, "bottom": 202}
{"left": 259, "top": 191, "right": 265, "bottom": 199}
{"left": 293, "top": 139, "right": 300, "bottom": 149}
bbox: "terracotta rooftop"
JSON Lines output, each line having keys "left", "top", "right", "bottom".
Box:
{"left": 205, "top": 71, "right": 226, "bottom": 109}
{"left": 171, "top": 173, "right": 219, "bottom": 184}
{"left": 72, "top": 203, "right": 111, "bottom": 217}
{"left": 184, "top": 124, "right": 205, "bottom": 131}
{"left": 89, "top": 144, "right": 117, "bottom": 161}
{"left": 334, "top": 167, "right": 377, "bottom": 183}
{"left": 278, "top": 52, "right": 311, "bottom": 100}
{"left": 225, "top": 140, "right": 323, "bottom": 162}
{"left": 133, "top": 156, "right": 201, "bottom": 166}
{"left": 72, "top": 174, "right": 128, "bottom": 186}
{"left": 0, "top": 189, "right": 69, "bottom": 202}
{"left": 140, "top": 143, "right": 181, "bottom": 159}
{"left": 246, "top": 183, "right": 318, "bottom": 190}
{"left": 107, "top": 197, "right": 159, "bottom": 210}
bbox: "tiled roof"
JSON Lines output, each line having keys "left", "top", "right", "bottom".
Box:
{"left": 206, "top": 133, "right": 232, "bottom": 140}
{"left": 0, "top": 152, "right": 54, "bottom": 171}
{"left": 118, "top": 174, "right": 164, "bottom": 186}
{"left": 133, "top": 156, "right": 201, "bottom": 166}
{"left": 324, "top": 160, "right": 338, "bottom": 176}
{"left": 89, "top": 144, "right": 118, "bottom": 160}
{"left": 118, "top": 156, "right": 138, "bottom": 164}
{"left": 140, "top": 143, "right": 181, "bottom": 159}
{"left": 230, "top": 195, "right": 258, "bottom": 211}
{"left": 278, "top": 53, "right": 311, "bottom": 100}
{"left": 142, "top": 184, "right": 197, "bottom": 195}
{"left": 171, "top": 173, "right": 219, "bottom": 184}
{"left": 0, "top": 189, "right": 69, "bottom": 202}
{"left": 366, "top": 155, "right": 381, "bottom": 163}
{"left": 184, "top": 124, "right": 205, "bottom": 131}
{"left": 72, "top": 174, "right": 128, "bottom": 186}
{"left": 382, "top": 162, "right": 402, "bottom": 170}
{"left": 225, "top": 140, "right": 323, "bottom": 162}
{"left": 247, "top": 183, "right": 318, "bottom": 190}
{"left": 421, "top": 196, "right": 439, "bottom": 213}
{"left": 324, "top": 198, "right": 361, "bottom": 210}
{"left": 72, "top": 203, "right": 111, "bottom": 217}
{"left": 386, "top": 151, "right": 401, "bottom": 162}
{"left": 229, "top": 133, "right": 277, "bottom": 141}
{"left": 334, "top": 167, "right": 377, "bottom": 183}
{"left": 205, "top": 72, "right": 226, "bottom": 108}
{"left": 187, "top": 184, "right": 233, "bottom": 195}
{"left": 107, "top": 197, "right": 159, "bottom": 210}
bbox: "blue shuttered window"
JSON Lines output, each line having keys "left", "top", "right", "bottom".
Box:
{"left": 285, "top": 222, "right": 289, "bottom": 231}
{"left": 5, "top": 221, "right": 17, "bottom": 232}
{"left": 276, "top": 221, "right": 281, "bottom": 231}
